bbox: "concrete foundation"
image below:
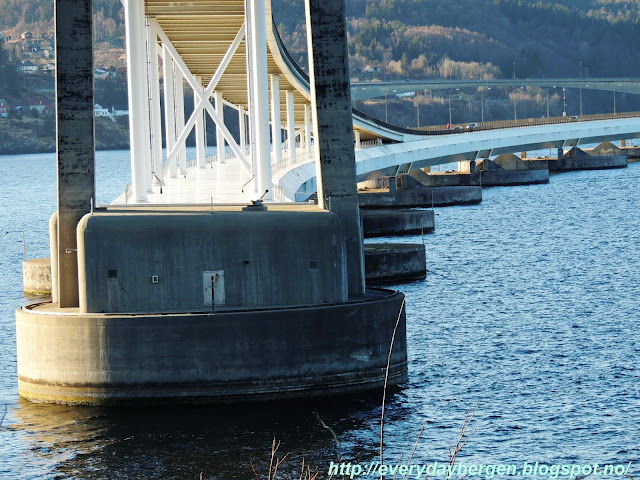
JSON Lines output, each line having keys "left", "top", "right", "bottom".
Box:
{"left": 16, "top": 289, "right": 407, "bottom": 405}
{"left": 18, "top": 205, "right": 408, "bottom": 404}
{"left": 400, "top": 169, "right": 480, "bottom": 188}
{"left": 76, "top": 208, "right": 348, "bottom": 314}
{"left": 364, "top": 244, "right": 426, "bottom": 284}
{"left": 549, "top": 147, "right": 627, "bottom": 171}
{"left": 22, "top": 258, "right": 52, "bottom": 295}
{"left": 361, "top": 209, "right": 435, "bottom": 237}
{"left": 477, "top": 154, "right": 550, "bottom": 187}
{"left": 620, "top": 147, "right": 640, "bottom": 162}
{"left": 359, "top": 186, "right": 482, "bottom": 208}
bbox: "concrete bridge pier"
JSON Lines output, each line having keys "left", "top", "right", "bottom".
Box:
{"left": 305, "top": 0, "right": 365, "bottom": 297}
{"left": 54, "top": 0, "right": 95, "bottom": 308}
{"left": 16, "top": 0, "right": 408, "bottom": 405}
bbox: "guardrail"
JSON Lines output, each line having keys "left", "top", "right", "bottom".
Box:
{"left": 416, "top": 111, "right": 640, "bottom": 134}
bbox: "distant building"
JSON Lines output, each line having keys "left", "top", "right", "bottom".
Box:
{"left": 111, "top": 104, "right": 129, "bottom": 116}
{"left": 94, "top": 104, "right": 110, "bottom": 117}
{"left": 0, "top": 99, "right": 8, "bottom": 118}
{"left": 18, "top": 61, "right": 38, "bottom": 73}
{"left": 362, "top": 64, "right": 382, "bottom": 74}
{"left": 21, "top": 31, "right": 33, "bottom": 40}
{"left": 23, "top": 99, "right": 53, "bottom": 115}
{"left": 41, "top": 63, "right": 55, "bottom": 74}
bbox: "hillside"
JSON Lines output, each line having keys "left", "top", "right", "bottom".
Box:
{"left": 273, "top": 0, "right": 640, "bottom": 79}
{"left": 1, "top": 0, "right": 640, "bottom": 152}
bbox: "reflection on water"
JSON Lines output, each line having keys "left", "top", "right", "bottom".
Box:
{"left": 8, "top": 391, "right": 414, "bottom": 479}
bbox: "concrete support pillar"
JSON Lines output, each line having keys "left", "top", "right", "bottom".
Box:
{"left": 214, "top": 91, "right": 225, "bottom": 163}
{"left": 621, "top": 139, "right": 627, "bottom": 148}
{"left": 557, "top": 148, "right": 564, "bottom": 160}
{"left": 247, "top": 0, "right": 271, "bottom": 198}
{"left": 55, "top": 0, "right": 95, "bottom": 307}
{"left": 270, "top": 75, "right": 282, "bottom": 165}
{"left": 175, "top": 69, "right": 186, "bottom": 173}
{"left": 354, "top": 130, "right": 361, "bottom": 150}
{"left": 521, "top": 151, "right": 527, "bottom": 159}
{"left": 162, "top": 46, "right": 177, "bottom": 178}
{"left": 389, "top": 176, "right": 397, "bottom": 193}
{"left": 304, "top": 103, "right": 312, "bottom": 155}
{"left": 305, "top": 0, "right": 365, "bottom": 297}
{"left": 124, "top": 0, "right": 147, "bottom": 201}
{"left": 148, "top": 28, "right": 163, "bottom": 182}
{"left": 286, "top": 90, "right": 296, "bottom": 163}
{"left": 195, "top": 76, "right": 206, "bottom": 168}
{"left": 469, "top": 160, "right": 477, "bottom": 174}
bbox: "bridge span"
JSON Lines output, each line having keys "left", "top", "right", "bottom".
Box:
{"left": 101, "top": 0, "right": 640, "bottom": 205}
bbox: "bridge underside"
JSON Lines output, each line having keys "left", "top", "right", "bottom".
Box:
{"left": 117, "top": 0, "right": 640, "bottom": 205}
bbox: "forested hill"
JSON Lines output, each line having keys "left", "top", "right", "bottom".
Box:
{"left": 272, "top": 0, "right": 640, "bottom": 79}
{"left": 1, "top": 0, "right": 640, "bottom": 80}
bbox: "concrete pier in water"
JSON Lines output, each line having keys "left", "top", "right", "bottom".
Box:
{"left": 16, "top": 0, "right": 408, "bottom": 404}
{"left": 361, "top": 209, "right": 435, "bottom": 237}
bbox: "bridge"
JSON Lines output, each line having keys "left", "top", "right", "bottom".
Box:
{"left": 352, "top": 78, "right": 640, "bottom": 102}
{"left": 112, "top": 0, "right": 640, "bottom": 206}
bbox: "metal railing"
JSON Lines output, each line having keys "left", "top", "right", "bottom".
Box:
{"left": 415, "top": 111, "right": 640, "bottom": 135}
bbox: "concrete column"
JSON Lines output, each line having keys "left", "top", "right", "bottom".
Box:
{"left": 557, "top": 148, "right": 564, "bottom": 160}
{"left": 175, "top": 69, "right": 186, "bottom": 173}
{"left": 389, "top": 176, "right": 397, "bottom": 193}
{"left": 162, "top": 46, "right": 177, "bottom": 178}
{"left": 305, "top": 0, "right": 365, "bottom": 297}
{"left": 304, "top": 103, "right": 312, "bottom": 154}
{"left": 247, "top": 0, "right": 271, "bottom": 198}
{"left": 214, "top": 91, "right": 225, "bottom": 163}
{"left": 124, "top": 0, "right": 147, "bottom": 201}
{"left": 354, "top": 130, "right": 361, "bottom": 149}
{"left": 621, "top": 139, "right": 627, "bottom": 148}
{"left": 286, "top": 90, "right": 296, "bottom": 163}
{"left": 195, "top": 76, "right": 206, "bottom": 168}
{"left": 148, "top": 27, "right": 164, "bottom": 181}
{"left": 270, "top": 75, "right": 282, "bottom": 165}
{"left": 55, "top": 0, "right": 95, "bottom": 307}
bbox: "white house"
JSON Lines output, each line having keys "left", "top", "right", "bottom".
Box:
{"left": 18, "top": 61, "right": 38, "bottom": 73}
{"left": 94, "top": 104, "right": 110, "bottom": 117}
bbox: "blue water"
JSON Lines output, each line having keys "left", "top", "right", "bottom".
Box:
{"left": 0, "top": 150, "right": 638, "bottom": 479}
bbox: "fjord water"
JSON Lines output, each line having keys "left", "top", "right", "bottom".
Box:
{"left": 0, "top": 151, "right": 638, "bottom": 479}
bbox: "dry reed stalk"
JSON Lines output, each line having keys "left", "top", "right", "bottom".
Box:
{"left": 380, "top": 294, "right": 408, "bottom": 474}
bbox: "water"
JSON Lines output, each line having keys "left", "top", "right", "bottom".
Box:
{"left": 1, "top": 151, "right": 639, "bottom": 479}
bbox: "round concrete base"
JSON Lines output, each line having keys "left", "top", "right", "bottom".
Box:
{"left": 361, "top": 209, "right": 435, "bottom": 237}
{"left": 365, "top": 244, "right": 427, "bottom": 284}
{"left": 16, "top": 289, "right": 407, "bottom": 405}
{"left": 22, "top": 258, "right": 52, "bottom": 295}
